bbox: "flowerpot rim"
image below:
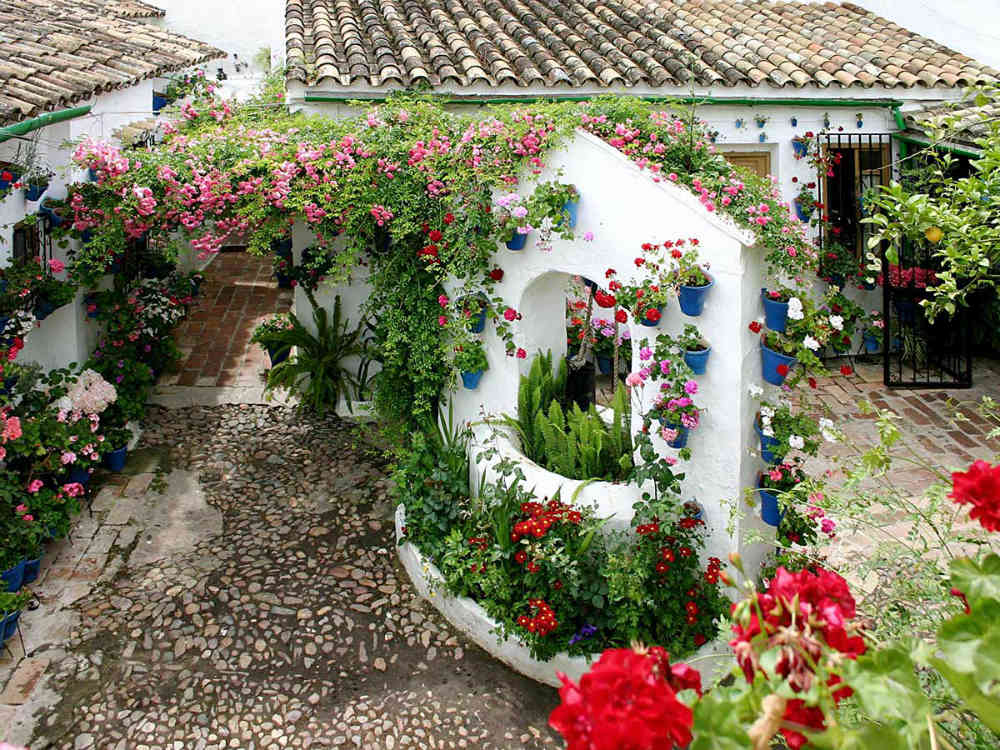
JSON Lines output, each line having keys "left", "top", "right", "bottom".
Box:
{"left": 679, "top": 274, "right": 714, "bottom": 290}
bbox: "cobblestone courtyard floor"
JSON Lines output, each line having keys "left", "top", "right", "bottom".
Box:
{"left": 1, "top": 407, "right": 559, "bottom": 749}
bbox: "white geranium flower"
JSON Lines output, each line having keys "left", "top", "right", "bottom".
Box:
{"left": 760, "top": 406, "right": 775, "bottom": 418}
{"left": 787, "top": 297, "right": 804, "bottom": 320}
{"left": 748, "top": 384, "right": 764, "bottom": 398}
{"left": 803, "top": 335, "right": 820, "bottom": 351}
{"left": 829, "top": 315, "right": 844, "bottom": 331}
{"left": 788, "top": 435, "right": 805, "bottom": 450}
{"left": 762, "top": 425, "right": 775, "bottom": 437}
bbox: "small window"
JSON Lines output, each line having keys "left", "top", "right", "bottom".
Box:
{"left": 722, "top": 151, "right": 772, "bottom": 180}
{"left": 11, "top": 220, "right": 40, "bottom": 264}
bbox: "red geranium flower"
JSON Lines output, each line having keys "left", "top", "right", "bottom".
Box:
{"left": 615, "top": 309, "right": 628, "bottom": 324}
{"left": 645, "top": 307, "right": 661, "bottom": 323}
{"left": 776, "top": 364, "right": 790, "bottom": 376}
{"left": 549, "top": 647, "right": 699, "bottom": 750}
{"left": 428, "top": 229, "right": 443, "bottom": 242}
{"left": 516, "top": 348, "right": 527, "bottom": 359}
{"left": 949, "top": 460, "right": 1000, "bottom": 532}
{"left": 634, "top": 257, "right": 645, "bottom": 266}
{"left": 808, "top": 377, "right": 817, "bottom": 389}
{"left": 671, "top": 249, "right": 683, "bottom": 259}
{"left": 748, "top": 321, "right": 762, "bottom": 334}
{"left": 840, "top": 365, "right": 853, "bottom": 376}
{"left": 443, "top": 212, "right": 454, "bottom": 224}
{"left": 594, "top": 291, "right": 616, "bottom": 308}
{"left": 489, "top": 267, "right": 504, "bottom": 281}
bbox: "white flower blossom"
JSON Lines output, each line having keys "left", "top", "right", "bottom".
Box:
{"left": 803, "top": 335, "right": 820, "bottom": 351}
{"left": 829, "top": 315, "right": 844, "bottom": 331}
{"left": 819, "top": 418, "right": 837, "bottom": 442}
{"left": 787, "top": 297, "right": 804, "bottom": 320}
{"left": 760, "top": 406, "right": 775, "bottom": 418}
{"left": 788, "top": 434, "right": 805, "bottom": 450}
{"left": 748, "top": 384, "right": 764, "bottom": 398}
{"left": 762, "top": 425, "right": 775, "bottom": 437}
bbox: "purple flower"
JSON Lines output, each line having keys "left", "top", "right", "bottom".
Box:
{"left": 639, "top": 347, "right": 652, "bottom": 361}
{"left": 684, "top": 380, "right": 698, "bottom": 395}
{"left": 117, "top": 360, "right": 125, "bottom": 368}
{"left": 568, "top": 624, "right": 598, "bottom": 646}
{"left": 115, "top": 375, "right": 124, "bottom": 384}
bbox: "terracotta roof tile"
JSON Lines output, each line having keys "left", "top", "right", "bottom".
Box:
{"left": 0, "top": 0, "right": 224, "bottom": 125}
{"left": 286, "top": 0, "right": 999, "bottom": 91}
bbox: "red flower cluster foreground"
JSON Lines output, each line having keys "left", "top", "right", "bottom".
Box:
{"left": 550, "top": 646, "right": 701, "bottom": 750}
{"left": 730, "top": 566, "right": 866, "bottom": 750}
{"left": 950, "top": 459, "right": 1000, "bottom": 533}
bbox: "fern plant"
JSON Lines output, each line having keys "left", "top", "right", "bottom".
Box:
{"left": 264, "top": 292, "right": 367, "bottom": 415}
{"left": 513, "top": 350, "right": 568, "bottom": 460}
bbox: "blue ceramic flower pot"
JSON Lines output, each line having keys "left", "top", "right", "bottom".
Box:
{"left": 87, "top": 167, "right": 99, "bottom": 182}
{"left": 25, "top": 183, "right": 47, "bottom": 201}
{"left": 760, "top": 341, "right": 796, "bottom": 386}
{"left": 792, "top": 140, "right": 808, "bottom": 158}
{"left": 596, "top": 356, "right": 612, "bottom": 376}
{"left": 268, "top": 347, "right": 290, "bottom": 367}
{"left": 678, "top": 278, "right": 713, "bottom": 317}
{"left": 505, "top": 231, "right": 528, "bottom": 251}
{"left": 2, "top": 559, "right": 25, "bottom": 592}
{"left": 863, "top": 333, "right": 879, "bottom": 353}
{"left": 761, "top": 290, "right": 788, "bottom": 333}
{"left": 754, "top": 417, "right": 783, "bottom": 465}
{"left": 560, "top": 198, "right": 579, "bottom": 228}
{"left": 639, "top": 306, "right": 664, "bottom": 327}
{"left": 467, "top": 298, "right": 487, "bottom": 333}
{"left": 69, "top": 467, "right": 91, "bottom": 485}
{"left": 1, "top": 374, "right": 19, "bottom": 396}
{"left": 759, "top": 485, "right": 784, "bottom": 527}
{"left": 104, "top": 446, "right": 128, "bottom": 472}
{"left": 271, "top": 238, "right": 293, "bottom": 257}
{"left": 794, "top": 199, "right": 812, "bottom": 222}
{"left": 461, "top": 370, "right": 484, "bottom": 390}
{"left": 22, "top": 557, "right": 41, "bottom": 585}
{"left": 684, "top": 347, "right": 711, "bottom": 375}
{"left": 1, "top": 610, "right": 21, "bottom": 642}
{"left": 275, "top": 272, "right": 293, "bottom": 289}
{"left": 152, "top": 92, "right": 169, "bottom": 114}
{"left": 828, "top": 273, "right": 846, "bottom": 290}
{"left": 658, "top": 419, "right": 689, "bottom": 449}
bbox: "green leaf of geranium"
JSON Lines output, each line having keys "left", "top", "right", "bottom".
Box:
{"left": 950, "top": 553, "right": 1000, "bottom": 610}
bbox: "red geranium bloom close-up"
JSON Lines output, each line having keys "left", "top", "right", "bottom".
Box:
{"left": 748, "top": 320, "right": 762, "bottom": 334}
{"left": 776, "top": 364, "right": 790, "bottom": 376}
{"left": 615, "top": 309, "right": 628, "bottom": 323}
{"left": 949, "top": 460, "right": 1000, "bottom": 533}
{"left": 645, "top": 307, "right": 661, "bottom": 323}
{"left": 489, "top": 267, "right": 504, "bottom": 281}
{"left": 594, "top": 290, "right": 616, "bottom": 308}
{"left": 840, "top": 365, "right": 853, "bottom": 376}
{"left": 549, "top": 647, "right": 699, "bottom": 750}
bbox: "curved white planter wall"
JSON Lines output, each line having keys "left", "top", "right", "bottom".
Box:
{"left": 396, "top": 505, "right": 732, "bottom": 688}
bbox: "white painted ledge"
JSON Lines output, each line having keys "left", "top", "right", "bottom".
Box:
{"left": 395, "top": 505, "right": 733, "bottom": 688}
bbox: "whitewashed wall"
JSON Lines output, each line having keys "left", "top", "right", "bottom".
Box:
{"left": 294, "top": 130, "right": 774, "bottom": 572}
{"left": 0, "top": 83, "right": 158, "bottom": 370}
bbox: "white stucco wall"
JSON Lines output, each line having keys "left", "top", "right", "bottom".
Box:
{"left": 0, "top": 83, "right": 159, "bottom": 371}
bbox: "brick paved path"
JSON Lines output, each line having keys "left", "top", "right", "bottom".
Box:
{"left": 813, "top": 358, "right": 1000, "bottom": 483}
{"left": 165, "top": 251, "right": 292, "bottom": 388}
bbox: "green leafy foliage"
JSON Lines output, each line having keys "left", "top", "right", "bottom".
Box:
{"left": 264, "top": 293, "right": 366, "bottom": 415}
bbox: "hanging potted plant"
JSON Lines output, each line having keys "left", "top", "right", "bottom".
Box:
{"left": 494, "top": 192, "right": 533, "bottom": 250}
{"left": 251, "top": 313, "right": 296, "bottom": 367}
{"left": 863, "top": 310, "right": 884, "bottom": 353}
{"left": 758, "top": 329, "right": 799, "bottom": 386}
{"left": 678, "top": 324, "right": 711, "bottom": 375}
{"left": 755, "top": 402, "right": 820, "bottom": 465}
{"left": 791, "top": 136, "right": 809, "bottom": 158}
{"left": 760, "top": 286, "right": 796, "bottom": 333}
{"left": 756, "top": 459, "right": 806, "bottom": 527}
{"left": 650, "top": 372, "right": 701, "bottom": 449}
{"left": 819, "top": 239, "right": 859, "bottom": 289}
{"left": 821, "top": 289, "right": 864, "bottom": 355}
{"left": 668, "top": 243, "right": 713, "bottom": 317}
{"left": 590, "top": 317, "right": 627, "bottom": 375}
{"left": 31, "top": 268, "right": 76, "bottom": 322}
{"left": 531, "top": 181, "right": 580, "bottom": 231}
{"left": 23, "top": 166, "right": 53, "bottom": 202}
{"left": 792, "top": 182, "right": 815, "bottom": 223}
{"left": 462, "top": 294, "right": 489, "bottom": 334}
{"left": 455, "top": 340, "right": 489, "bottom": 390}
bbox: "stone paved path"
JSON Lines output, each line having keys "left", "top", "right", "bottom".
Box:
{"left": 1, "top": 407, "right": 558, "bottom": 749}
{"left": 167, "top": 251, "right": 292, "bottom": 389}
